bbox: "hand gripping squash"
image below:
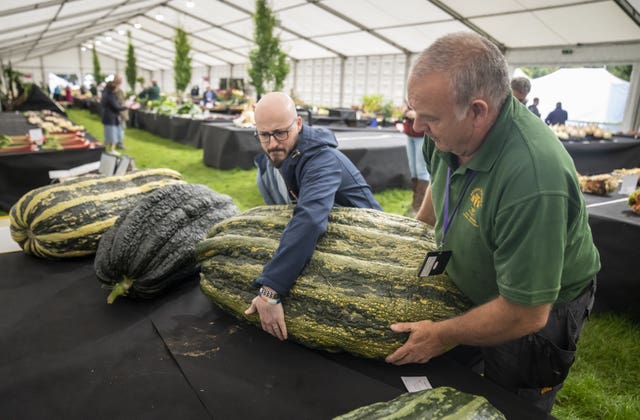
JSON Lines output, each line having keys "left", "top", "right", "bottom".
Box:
{"left": 333, "top": 387, "right": 505, "bottom": 419}
{"left": 95, "top": 183, "right": 239, "bottom": 303}
{"left": 196, "top": 205, "right": 472, "bottom": 360}
{"left": 9, "top": 168, "right": 183, "bottom": 259}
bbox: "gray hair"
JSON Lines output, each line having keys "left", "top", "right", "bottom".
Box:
{"left": 511, "top": 77, "right": 531, "bottom": 95}
{"left": 410, "top": 32, "right": 511, "bottom": 117}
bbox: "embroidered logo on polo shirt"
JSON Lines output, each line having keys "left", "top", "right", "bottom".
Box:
{"left": 464, "top": 187, "right": 482, "bottom": 227}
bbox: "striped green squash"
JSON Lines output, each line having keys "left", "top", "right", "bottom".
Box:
{"left": 10, "top": 168, "right": 184, "bottom": 259}
{"left": 333, "top": 387, "right": 505, "bottom": 419}
{"left": 197, "top": 205, "right": 472, "bottom": 359}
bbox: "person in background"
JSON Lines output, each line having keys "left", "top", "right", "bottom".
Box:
{"left": 89, "top": 82, "right": 97, "bottom": 97}
{"left": 53, "top": 85, "right": 61, "bottom": 101}
{"left": 100, "top": 79, "right": 126, "bottom": 156}
{"left": 201, "top": 86, "right": 217, "bottom": 106}
{"left": 528, "top": 97, "right": 541, "bottom": 118}
{"left": 190, "top": 84, "right": 200, "bottom": 99}
{"left": 147, "top": 80, "right": 161, "bottom": 101}
{"left": 545, "top": 102, "right": 569, "bottom": 125}
{"left": 510, "top": 77, "right": 531, "bottom": 105}
{"left": 247, "top": 92, "right": 381, "bottom": 341}
{"left": 64, "top": 85, "right": 73, "bottom": 104}
{"left": 113, "top": 75, "right": 128, "bottom": 150}
{"left": 402, "top": 104, "right": 430, "bottom": 216}
{"left": 386, "top": 32, "right": 599, "bottom": 415}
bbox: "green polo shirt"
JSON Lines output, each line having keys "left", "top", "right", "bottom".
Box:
{"left": 423, "top": 96, "right": 600, "bottom": 306}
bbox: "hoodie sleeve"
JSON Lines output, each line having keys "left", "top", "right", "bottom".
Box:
{"left": 254, "top": 149, "right": 341, "bottom": 296}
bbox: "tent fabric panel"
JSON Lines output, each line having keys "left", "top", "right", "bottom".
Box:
{"left": 166, "top": 0, "right": 248, "bottom": 25}
{"left": 134, "top": 16, "right": 178, "bottom": 39}
{"left": 206, "top": 49, "right": 253, "bottom": 64}
{"left": 280, "top": 39, "right": 339, "bottom": 60}
{"left": 1, "top": 0, "right": 45, "bottom": 11}
{"left": 0, "top": 4, "right": 59, "bottom": 29}
{"left": 376, "top": 21, "right": 472, "bottom": 53}
{"left": 48, "top": 9, "right": 114, "bottom": 31}
{"left": 0, "top": 24, "right": 49, "bottom": 44}
{"left": 533, "top": 3, "right": 640, "bottom": 44}
{"left": 440, "top": 0, "right": 574, "bottom": 16}
{"left": 220, "top": 19, "right": 254, "bottom": 37}
{"left": 471, "top": 12, "right": 568, "bottom": 48}
{"left": 313, "top": 31, "right": 402, "bottom": 56}
{"left": 190, "top": 52, "right": 227, "bottom": 67}
{"left": 195, "top": 28, "right": 251, "bottom": 49}
{"left": 277, "top": 4, "right": 359, "bottom": 37}
{"left": 102, "top": 0, "right": 165, "bottom": 16}
{"left": 323, "top": 0, "right": 451, "bottom": 28}
{"left": 57, "top": 0, "right": 117, "bottom": 18}
{"left": 145, "top": 5, "right": 211, "bottom": 33}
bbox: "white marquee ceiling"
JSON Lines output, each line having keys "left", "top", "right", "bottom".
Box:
{"left": 1, "top": 0, "right": 639, "bottom": 71}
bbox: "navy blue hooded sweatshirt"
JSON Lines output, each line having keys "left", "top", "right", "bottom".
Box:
{"left": 253, "top": 124, "right": 381, "bottom": 296}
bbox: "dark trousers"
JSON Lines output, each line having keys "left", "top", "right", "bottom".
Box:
{"left": 450, "top": 279, "right": 596, "bottom": 415}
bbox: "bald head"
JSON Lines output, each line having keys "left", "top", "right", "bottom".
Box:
{"left": 255, "top": 92, "right": 297, "bottom": 125}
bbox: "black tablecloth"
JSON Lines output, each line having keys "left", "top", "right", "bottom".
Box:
{"left": 564, "top": 137, "right": 640, "bottom": 175}
{"left": 0, "top": 252, "right": 547, "bottom": 419}
{"left": 584, "top": 193, "right": 640, "bottom": 318}
{"left": 201, "top": 124, "right": 411, "bottom": 191}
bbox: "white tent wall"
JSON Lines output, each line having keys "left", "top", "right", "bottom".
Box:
{"left": 528, "top": 68, "right": 630, "bottom": 129}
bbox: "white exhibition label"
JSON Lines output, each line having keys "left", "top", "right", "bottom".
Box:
{"left": 29, "top": 128, "right": 44, "bottom": 144}
{"left": 401, "top": 376, "right": 432, "bottom": 393}
{"left": 619, "top": 174, "right": 639, "bottom": 195}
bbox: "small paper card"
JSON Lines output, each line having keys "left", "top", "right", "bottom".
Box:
{"left": 401, "top": 376, "right": 432, "bottom": 393}
{"left": 29, "top": 128, "right": 44, "bottom": 145}
{"left": 619, "top": 174, "right": 639, "bottom": 195}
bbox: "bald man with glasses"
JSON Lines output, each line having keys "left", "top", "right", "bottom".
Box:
{"left": 247, "top": 92, "right": 381, "bottom": 340}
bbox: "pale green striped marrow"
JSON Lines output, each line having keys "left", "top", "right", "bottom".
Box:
{"left": 197, "top": 205, "right": 472, "bottom": 359}
{"left": 10, "top": 168, "right": 184, "bottom": 259}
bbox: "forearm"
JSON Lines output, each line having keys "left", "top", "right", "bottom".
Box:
{"left": 435, "top": 296, "right": 551, "bottom": 348}
{"left": 416, "top": 184, "right": 435, "bottom": 226}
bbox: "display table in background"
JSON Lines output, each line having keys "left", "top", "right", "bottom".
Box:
{"left": 0, "top": 252, "right": 547, "bottom": 420}
{"left": 201, "top": 124, "right": 411, "bottom": 191}
{"left": 0, "top": 112, "right": 104, "bottom": 211}
{"left": 584, "top": 193, "right": 640, "bottom": 318}
{"left": 563, "top": 137, "right": 640, "bottom": 174}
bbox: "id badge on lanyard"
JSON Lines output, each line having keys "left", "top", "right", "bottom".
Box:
{"left": 418, "top": 167, "right": 476, "bottom": 277}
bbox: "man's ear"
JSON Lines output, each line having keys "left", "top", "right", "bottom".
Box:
{"left": 469, "top": 99, "right": 489, "bottom": 128}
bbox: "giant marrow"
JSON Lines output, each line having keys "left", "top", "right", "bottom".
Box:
{"left": 10, "top": 168, "right": 183, "bottom": 259}
{"left": 197, "top": 205, "right": 472, "bottom": 359}
{"left": 95, "top": 183, "right": 239, "bottom": 303}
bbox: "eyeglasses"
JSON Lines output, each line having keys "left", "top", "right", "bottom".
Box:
{"left": 254, "top": 119, "right": 296, "bottom": 144}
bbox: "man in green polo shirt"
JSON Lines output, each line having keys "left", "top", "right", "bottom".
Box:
{"left": 385, "top": 32, "right": 600, "bottom": 414}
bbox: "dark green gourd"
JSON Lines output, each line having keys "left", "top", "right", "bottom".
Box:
{"left": 197, "top": 205, "right": 472, "bottom": 359}
{"left": 95, "top": 183, "right": 239, "bottom": 303}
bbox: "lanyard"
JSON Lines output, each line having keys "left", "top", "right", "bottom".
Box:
{"left": 441, "top": 167, "right": 477, "bottom": 248}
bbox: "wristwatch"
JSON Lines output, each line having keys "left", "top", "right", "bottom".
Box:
{"left": 259, "top": 287, "right": 281, "bottom": 305}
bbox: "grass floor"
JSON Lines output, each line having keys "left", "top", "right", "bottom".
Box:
{"left": 61, "top": 109, "right": 640, "bottom": 419}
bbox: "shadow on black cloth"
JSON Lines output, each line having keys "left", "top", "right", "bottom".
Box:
{"left": 0, "top": 252, "right": 548, "bottom": 419}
